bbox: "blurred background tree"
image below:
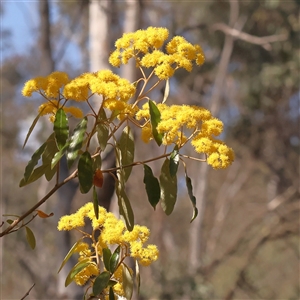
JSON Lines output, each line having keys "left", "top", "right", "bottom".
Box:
{"left": 1, "top": 0, "right": 299, "bottom": 299}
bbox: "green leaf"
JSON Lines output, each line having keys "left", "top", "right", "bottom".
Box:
{"left": 58, "top": 240, "right": 82, "bottom": 273}
{"left": 185, "top": 173, "right": 198, "bottom": 223}
{"left": 23, "top": 142, "right": 47, "bottom": 182}
{"left": 143, "top": 164, "right": 160, "bottom": 210}
{"left": 135, "top": 260, "right": 141, "bottom": 295}
{"left": 148, "top": 100, "right": 163, "bottom": 146}
{"left": 122, "top": 263, "right": 133, "bottom": 300}
{"left": 66, "top": 116, "right": 88, "bottom": 168}
{"left": 159, "top": 158, "right": 177, "bottom": 215}
{"left": 93, "top": 271, "right": 110, "bottom": 296}
{"left": 6, "top": 219, "right": 14, "bottom": 224}
{"left": 65, "top": 258, "right": 90, "bottom": 287}
{"left": 42, "top": 133, "right": 59, "bottom": 181}
{"left": 78, "top": 151, "right": 93, "bottom": 194}
{"left": 116, "top": 177, "right": 134, "bottom": 231}
{"left": 109, "top": 287, "right": 116, "bottom": 300}
{"left": 19, "top": 164, "right": 48, "bottom": 187}
{"left": 51, "top": 143, "right": 69, "bottom": 169}
{"left": 22, "top": 107, "right": 46, "bottom": 149}
{"left": 93, "top": 155, "right": 102, "bottom": 171}
{"left": 54, "top": 108, "right": 69, "bottom": 150}
{"left": 93, "top": 186, "right": 99, "bottom": 219}
{"left": 109, "top": 246, "right": 120, "bottom": 274}
{"left": 118, "top": 126, "right": 135, "bottom": 182}
{"left": 169, "top": 145, "right": 179, "bottom": 177}
{"left": 25, "top": 226, "right": 36, "bottom": 250}
{"left": 103, "top": 248, "right": 112, "bottom": 272}
{"left": 97, "top": 123, "right": 109, "bottom": 151}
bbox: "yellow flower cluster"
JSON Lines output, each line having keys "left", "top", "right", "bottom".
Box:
{"left": 109, "top": 27, "right": 205, "bottom": 80}
{"left": 22, "top": 70, "right": 137, "bottom": 122}
{"left": 136, "top": 103, "right": 234, "bottom": 169}
{"left": 57, "top": 202, "right": 159, "bottom": 289}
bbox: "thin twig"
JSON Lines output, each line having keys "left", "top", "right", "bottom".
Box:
{"left": 20, "top": 283, "right": 35, "bottom": 300}
{"left": 211, "top": 23, "right": 288, "bottom": 50}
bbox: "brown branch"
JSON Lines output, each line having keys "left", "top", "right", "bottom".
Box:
{"left": 0, "top": 170, "right": 77, "bottom": 237}
{"left": 211, "top": 23, "right": 288, "bottom": 51}
{"left": 20, "top": 283, "right": 35, "bottom": 300}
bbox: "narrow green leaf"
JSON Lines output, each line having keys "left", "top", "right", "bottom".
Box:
{"left": 135, "top": 260, "right": 141, "bottom": 295}
{"left": 19, "top": 164, "right": 48, "bottom": 187}
{"left": 122, "top": 263, "right": 133, "bottom": 300}
{"left": 65, "top": 259, "right": 90, "bottom": 287}
{"left": 108, "top": 280, "right": 118, "bottom": 287}
{"left": 54, "top": 108, "right": 69, "bottom": 150}
{"left": 93, "top": 271, "right": 110, "bottom": 296}
{"left": 169, "top": 145, "right": 179, "bottom": 177}
{"left": 159, "top": 158, "right": 177, "bottom": 215}
{"left": 67, "top": 116, "right": 88, "bottom": 168}
{"left": 93, "top": 186, "right": 99, "bottom": 219}
{"left": 185, "top": 173, "right": 198, "bottom": 223}
{"left": 58, "top": 240, "right": 82, "bottom": 273}
{"left": 162, "top": 79, "right": 170, "bottom": 104}
{"left": 116, "top": 177, "right": 134, "bottom": 231}
{"left": 97, "top": 123, "right": 109, "bottom": 151}
{"left": 51, "top": 143, "right": 68, "bottom": 169}
{"left": 109, "top": 246, "right": 120, "bottom": 274}
{"left": 93, "top": 155, "right": 102, "bottom": 172}
{"left": 143, "top": 164, "right": 160, "bottom": 210}
{"left": 109, "top": 287, "right": 116, "bottom": 300}
{"left": 103, "top": 248, "right": 112, "bottom": 272}
{"left": 25, "top": 226, "right": 36, "bottom": 250}
{"left": 78, "top": 151, "right": 93, "bottom": 194}
{"left": 23, "top": 142, "right": 47, "bottom": 182}
{"left": 148, "top": 100, "right": 163, "bottom": 146}
{"left": 22, "top": 107, "right": 46, "bottom": 149}
{"left": 42, "top": 133, "right": 59, "bottom": 181}
{"left": 118, "top": 126, "right": 135, "bottom": 182}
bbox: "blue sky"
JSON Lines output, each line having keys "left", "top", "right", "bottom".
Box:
{"left": 2, "top": 2, "right": 39, "bottom": 59}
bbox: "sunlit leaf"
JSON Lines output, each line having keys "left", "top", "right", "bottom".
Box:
{"left": 148, "top": 100, "right": 163, "bottom": 146}
{"left": 122, "top": 263, "right": 133, "bottom": 300}
{"left": 65, "top": 258, "right": 90, "bottom": 287}
{"left": 23, "top": 142, "right": 47, "bottom": 182}
{"left": 118, "top": 126, "right": 134, "bottom": 182}
{"left": 53, "top": 108, "right": 69, "bottom": 150}
{"left": 66, "top": 116, "right": 88, "bottom": 168}
{"left": 185, "top": 172, "right": 198, "bottom": 223}
{"left": 58, "top": 240, "right": 83, "bottom": 274}
{"left": 93, "top": 271, "right": 110, "bottom": 296}
{"left": 135, "top": 260, "right": 141, "bottom": 295}
{"left": 143, "top": 164, "right": 160, "bottom": 210}
{"left": 109, "top": 246, "right": 120, "bottom": 274}
{"left": 103, "top": 248, "right": 112, "bottom": 272}
{"left": 22, "top": 107, "right": 46, "bottom": 149}
{"left": 93, "top": 186, "right": 99, "bottom": 219}
{"left": 169, "top": 145, "right": 179, "bottom": 177}
{"left": 51, "top": 143, "right": 69, "bottom": 169}
{"left": 25, "top": 226, "right": 36, "bottom": 250}
{"left": 78, "top": 151, "right": 93, "bottom": 194}
{"left": 160, "top": 158, "right": 177, "bottom": 215}
{"left": 116, "top": 177, "right": 134, "bottom": 231}
{"left": 162, "top": 79, "right": 170, "bottom": 104}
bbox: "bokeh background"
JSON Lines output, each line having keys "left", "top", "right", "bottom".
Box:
{"left": 1, "top": 1, "right": 299, "bottom": 299}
